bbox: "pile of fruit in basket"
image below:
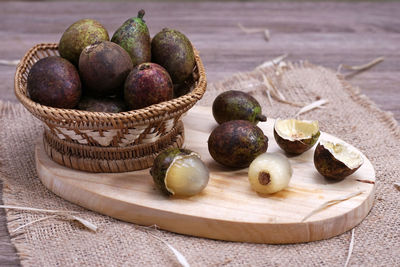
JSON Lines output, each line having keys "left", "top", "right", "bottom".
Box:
{"left": 25, "top": 10, "right": 364, "bottom": 199}
{"left": 27, "top": 10, "right": 197, "bottom": 112}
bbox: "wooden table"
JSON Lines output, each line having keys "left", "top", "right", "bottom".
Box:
{"left": 0, "top": 2, "right": 399, "bottom": 266}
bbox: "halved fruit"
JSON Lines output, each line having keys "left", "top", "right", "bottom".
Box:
{"left": 274, "top": 119, "right": 320, "bottom": 155}
{"left": 314, "top": 140, "right": 364, "bottom": 180}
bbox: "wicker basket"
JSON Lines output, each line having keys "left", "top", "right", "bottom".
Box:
{"left": 15, "top": 43, "right": 206, "bottom": 173}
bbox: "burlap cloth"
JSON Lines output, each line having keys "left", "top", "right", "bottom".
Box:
{"left": 1, "top": 62, "right": 399, "bottom": 266}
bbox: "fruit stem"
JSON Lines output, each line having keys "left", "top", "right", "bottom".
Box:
{"left": 138, "top": 64, "right": 150, "bottom": 70}
{"left": 138, "top": 9, "right": 145, "bottom": 19}
{"left": 256, "top": 114, "right": 267, "bottom": 122}
{"left": 258, "top": 172, "right": 271, "bottom": 185}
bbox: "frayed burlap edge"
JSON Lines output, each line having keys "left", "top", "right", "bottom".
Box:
{"left": 0, "top": 102, "right": 38, "bottom": 264}
{"left": 305, "top": 61, "right": 400, "bottom": 139}
{"left": 1, "top": 61, "right": 399, "bottom": 266}
{"left": 203, "top": 60, "right": 399, "bottom": 138}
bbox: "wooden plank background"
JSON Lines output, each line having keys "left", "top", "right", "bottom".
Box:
{"left": 0, "top": 2, "right": 399, "bottom": 266}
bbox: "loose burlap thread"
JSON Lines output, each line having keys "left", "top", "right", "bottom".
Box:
{"left": 1, "top": 62, "right": 399, "bottom": 266}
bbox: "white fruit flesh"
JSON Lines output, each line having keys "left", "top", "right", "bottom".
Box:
{"left": 320, "top": 140, "right": 363, "bottom": 170}
{"left": 165, "top": 154, "right": 210, "bottom": 196}
{"left": 248, "top": 152, "right": 293, "bottom": 194}
{"left": 275, "top": 119, "right": 319, "bottom": 141}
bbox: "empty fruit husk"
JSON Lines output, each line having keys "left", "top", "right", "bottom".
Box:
{"left": 314, "top": 140, "right": 364, "bottom": 180}
{"left": 274, "top": 119, "right": 320, "bottom": 155}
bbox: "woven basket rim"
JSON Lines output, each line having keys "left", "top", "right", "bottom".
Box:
{"left": 14, "top": 43, "right": 207, "bottom": 123}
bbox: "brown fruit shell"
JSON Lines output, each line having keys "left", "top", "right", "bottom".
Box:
{"left": 274, "top": 128, "right": 320, "bottom": 155}
{"left": 313, "top": 143, "right": 361, "bottom": 180}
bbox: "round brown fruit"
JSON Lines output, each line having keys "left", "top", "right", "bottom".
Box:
{"left": 79, "top": 41, "right": 133, "bottom": 97}
{"left": 314, "top": 140, "right": 363, "bottom": 180}
{"left": 124, "top": 63, "right": 173, "bottom": 110}
{"left": 27, "top": 56, "right": 81, "bottom": 109}
{"left": 77, "top": 96, "right": 126, "bottom": 113}
{"left": 208, "top": 120, "right": 268, "bottom": 168}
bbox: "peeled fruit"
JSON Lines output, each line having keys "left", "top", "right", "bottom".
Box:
{"left": 212, "top": 90, "right": 267, "bottom": 125}
{"left": 150, "top": 148, "right": 210, "bottom": 197}
{"left": 274, "top": 119, "right": 320, "bottom": 155}
{"left": 248, "top": 153, "right": 293, "bottom": 194}
{"left": 59, "top": 19, "right": 109, "bottom": 66}
{"left": 208, "top": 120, "right": 268, "bottom": 168}
{"left": 124, "top": 63, "right": 173, "bottom": 110}
{"left": 314, "top": 140, "right": 364, "bottom": 180}
{"left": 77, "top": 96, "right": 126, "bottom": 113}
{"left": 27, "top": 56, "right": 81, "bottom": 108}
{"left": 151, "top": 28, "right": 195, "bottom": 84}
{"left": 111, "top": 9, "right": 151, "bottom": 66}
{"left": 79, "top": 41, "right": 133, "bottom": 97}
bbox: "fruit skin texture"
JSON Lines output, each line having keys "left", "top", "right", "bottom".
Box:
{"left": 151, "top": 28, "right": 195, "bottom": 84}
{"left": 77, "top": 96, "right": 126, "bottom": 113}
{"left": 212, "top": 90, "right": 267, "bottom": 125}
{"left": 79, "top": 41, "right": 133, "bottom": 97}
{"left": 111, "top": 10, "right": 151, "bottom": 67}
{"left": 173, "top": 76, "right": 194, "bottom": 97}
{"left": 150, "top": 148, "right": 194, "bottom": 196}
{"left": 313, "top": 143, "right": 359, "bottom": 180}
{"left": 274, "top": 129, "right": 320, "bottom": 155}
{"left": 124, "top": 63, "right": 173, "bottom": 109}
{"left": 208, "top": 120, "right": 268, "bottom": 168}
{"left": 27, "top": 56, "right": 81, "bottom": 109}
{"left": 59, "top": 19, "right": 109, "bottom": 66}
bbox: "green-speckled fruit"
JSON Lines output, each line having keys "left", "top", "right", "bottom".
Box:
{"left": 314, "top": 141, "right": 363, "bottom": 180}
{"left": 274, "top": 119, "right": 320, "bottom": 155}
{"left": 151, "top": 28, "right": 195, "bottom": 84}
{"left": 208, "top": 120, "right": 268, "bottom": 168}
{"left": 212, "top": 90, "right": 267, "bottom": 125}
{"left": 59, "top": 19, "right": 109, "bottom": 66}
{"left": 111, "top": 9, "right": 151, "bottom": 67}
{"left": 150, "top": 148, "right": 209, "bottom": 197}
{"left": 124, "top": 63, "right": 173, "bottom": 110}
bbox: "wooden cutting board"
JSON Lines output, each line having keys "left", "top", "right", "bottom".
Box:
{"left": 35, "top": 106, "right": 375, "bottom": 244}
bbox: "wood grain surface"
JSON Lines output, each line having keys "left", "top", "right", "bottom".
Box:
{"left": 35, "top": 106, "right": 375, "bottom": 244}
{"left": 0, "top": 1, "right": 398, "bottom": 265}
